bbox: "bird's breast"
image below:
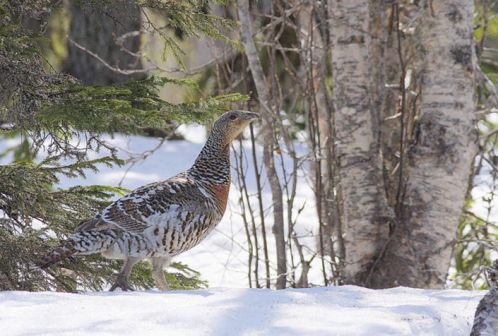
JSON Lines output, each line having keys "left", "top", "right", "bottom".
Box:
{"left": 207, "top": 182, "right": 230, "bottom": 214}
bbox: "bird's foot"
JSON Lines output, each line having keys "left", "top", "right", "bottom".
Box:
{"left": 109, "top": 275, "right": 133, "bottom": 292}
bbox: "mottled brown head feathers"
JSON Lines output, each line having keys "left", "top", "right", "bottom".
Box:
{"left": 212, "top": 110, "right": 259, "bottom": 146}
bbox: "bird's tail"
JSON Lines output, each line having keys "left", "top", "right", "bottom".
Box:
{"left": 38, "top": 240, "right": 77, "bottom": 268}
{"left": 39, "top": 229, "right": 118, "bottom": 268}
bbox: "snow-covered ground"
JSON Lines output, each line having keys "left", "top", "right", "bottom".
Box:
{"left": 0, "top": 286, "right": 482, "bottom": 336}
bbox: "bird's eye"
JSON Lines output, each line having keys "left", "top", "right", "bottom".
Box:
{"left": 229, "top": 114, "right": 237, "bottom": 120}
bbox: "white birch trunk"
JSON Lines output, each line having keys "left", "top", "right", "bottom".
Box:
{"left": 374, "top": 0, "right": 478, "bottom": 288}
{"left": 328, "top": 0, "right": 392, "bottom": 285}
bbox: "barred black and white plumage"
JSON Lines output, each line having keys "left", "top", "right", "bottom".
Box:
{"left": 40, "top": 110, "right": 259, "bottom": 291}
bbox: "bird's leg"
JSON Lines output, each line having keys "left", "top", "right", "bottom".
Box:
{"left": 110, "top": 257, "right": 140, "bottom": 291}
{"left": 151, "top": 256, "right": 171, "bottom": 291}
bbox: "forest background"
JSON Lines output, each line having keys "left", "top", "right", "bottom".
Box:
{"left": 1, "top": 0, "right": 498, "bottom": 293}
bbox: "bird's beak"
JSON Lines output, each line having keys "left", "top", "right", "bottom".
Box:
{"left": 241, "top": 111, "right": 260, "bottom": 122}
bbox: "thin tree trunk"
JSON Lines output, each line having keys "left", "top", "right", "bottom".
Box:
{"left": 372, "top": 0, "right": 478, "bottom": 288}
{"left": 237, "top": 0, "right": 287, "bottom": 289}
{"left": 328, "top": 0, "right": 392, "bottom": 285}
{"left": 64, "top": 0, "right": 144, "bottom": 84}
{"left": 250, "top": 126, "right": 271, "bottom": 288}
{"left": 295, "top": 0, "right": 339, "bottom": 283}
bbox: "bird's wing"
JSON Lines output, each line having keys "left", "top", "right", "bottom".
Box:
{"left": 93, "top": 174, "right": 212, "bottom": 234}
{"left": 75, "top": 217, "right": 111, "bottom": 232}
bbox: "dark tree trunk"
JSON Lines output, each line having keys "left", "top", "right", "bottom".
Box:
{"left": 64, "top": 0, "right": 144, "bottom": 85}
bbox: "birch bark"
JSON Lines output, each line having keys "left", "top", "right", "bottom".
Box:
{"left": 373, "top": 0, "right": 478, "bottom": 288}
{"left": 328, "top": 0, "right": 392, "bottom": 285}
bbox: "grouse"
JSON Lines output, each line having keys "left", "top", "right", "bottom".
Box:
{"left": 40, "top": 110, "right": 259, "bottom": 290}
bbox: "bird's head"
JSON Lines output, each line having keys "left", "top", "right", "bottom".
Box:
{"left": 212, "top": 110, "right": 260, "bottom": 146}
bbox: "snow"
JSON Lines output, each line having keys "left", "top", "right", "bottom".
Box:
{"left": 0, "top": 286, "right": 482, "bottom": 336}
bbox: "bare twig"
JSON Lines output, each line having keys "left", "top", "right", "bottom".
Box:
{"left": 237, "top": 0, "right": 287, "bottom": 289}
{"left": 68, "top": 38, "right": 154, "bottom": 75}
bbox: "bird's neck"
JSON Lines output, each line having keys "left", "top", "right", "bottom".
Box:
{"left": 189, "top": 132, "right": 231, "bottom": 184}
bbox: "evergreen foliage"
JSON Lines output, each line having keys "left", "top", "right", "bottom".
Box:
{"left": 0, "top": 0, "right": 237, "bottom": 291}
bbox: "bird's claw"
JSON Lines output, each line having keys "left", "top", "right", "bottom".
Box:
{"left": 109, "top": 275, "right": 133, "bottom": 292}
